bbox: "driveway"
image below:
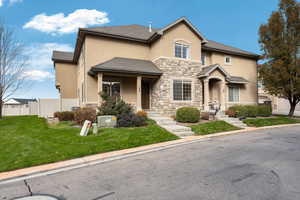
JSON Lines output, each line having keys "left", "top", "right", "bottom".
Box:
{"left": 1, "top": 126, "right": 300, "bottom": 200}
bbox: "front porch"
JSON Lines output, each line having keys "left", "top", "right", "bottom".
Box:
{"left": 88, "top": 57, "right": 163, "bottom": 111}
{"left": 199, "top": 64, "right": 249, "bottom": 112}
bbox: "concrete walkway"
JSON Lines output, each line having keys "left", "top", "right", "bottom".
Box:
{"left": 147, "top": 111, "right": 194, "bottom": 137}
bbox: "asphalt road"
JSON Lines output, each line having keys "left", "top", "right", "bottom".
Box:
{"left": 1, "top": 126, "right": 300, "bottom": 200}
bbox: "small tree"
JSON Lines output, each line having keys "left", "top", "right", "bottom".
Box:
{"left": 0, "top": 22, "right": 28, "bottom": 118}
{"left": 259, "top": 0, "right": 300, "bottom": 117}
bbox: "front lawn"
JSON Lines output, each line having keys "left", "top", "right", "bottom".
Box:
{"left": 190, "top": 121, "right": 240, "bottom": 135}
{"left": 243, "top": 116, "right": 300, "bottom": 127}
{"left": 0, "top": 116, "right": 178, "bottom": 172}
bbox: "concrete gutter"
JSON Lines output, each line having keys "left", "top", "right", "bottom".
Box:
{"left": 0, "top": 123, "right": 299, "bottom": 184}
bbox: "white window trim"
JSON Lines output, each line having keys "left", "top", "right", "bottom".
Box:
{"left": 224, "top": 55, "right": 232, "bottom": 65}
{"left": 170, "top": 78, "right": 194, "bottom": 102}
{"left": 174, "top": 42, "right": 190, "bottom": 60}
{"left": 228, "top": 86, "right": 240, "bottom": 103}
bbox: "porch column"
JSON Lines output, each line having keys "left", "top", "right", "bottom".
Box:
{"left": 97, "top": 73, "right": 103, "bottom": 106}
{"left": 136, "top": 76, "right": 142, "bottom": 111}
{"left": 220, "top": 81, "right": 226, "bottom": 111}
{"left": 203, "top": 79, "right": 209, "bottom": 111}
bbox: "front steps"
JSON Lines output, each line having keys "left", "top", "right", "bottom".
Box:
{"left": 147, "top": 111, "right": 194, "bottom": 137}
{"left": 216, "top": 112, "right": 248, "bottom": 128}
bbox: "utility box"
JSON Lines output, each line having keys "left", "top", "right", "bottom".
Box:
{"left": 97, "top": 115, "right": 117, "bottom": 128}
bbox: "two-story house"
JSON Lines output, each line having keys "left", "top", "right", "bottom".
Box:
{"left": 52, "top": 17, "right": 259, "bottom": 115}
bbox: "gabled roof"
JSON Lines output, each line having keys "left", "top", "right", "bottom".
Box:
{"left": 198, "top": 64, "right": 231, "bottom": 78}
{"left": 52, "top": 51, "right": 74, "bottom": 63}
{"left": 89, "top": 57, "right": 162, "bottom": 76}
{"left": 198, "top": 64, "right": 248, "bottom": 84}
{"left": 52, "top": 17, "right": 259, "bottom": 64}
{"left": 157, "top": 17, "right": 207, "bottom": 43}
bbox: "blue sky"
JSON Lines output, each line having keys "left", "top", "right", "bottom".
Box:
{"left": 0, "top": 0, "right": 279, "bottom": 99}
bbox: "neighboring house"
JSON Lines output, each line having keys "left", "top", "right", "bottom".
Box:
{"left": 52, "top": 17, "right": 259, "bottom": 115}
{"left": 3, "top": 98, "right": 37, "bottom": 116}
{"left": 258, "top": 81, "right": 300, "bottom": 116}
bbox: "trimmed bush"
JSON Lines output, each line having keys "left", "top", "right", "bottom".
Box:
{"left": 74, "top": 107, "right": 97, "bottom": 125}
{"left": 244, "top": 105, "right": 258, "bottom": 117}
{"left": 201, "top": 112, "right": 210, "bottom": 120}
{"left": 176, "top": 107, "right": 200, "bottom": 123}
{"left": 54, "top": 111, "right": 74, "bottom": 121}
{"left": 257, "top": 105, "right": 272, "bottom": 117}
{"left": 228, "top": 104, "right": 272, "bottom": 118}
{"left": 228, "top": 105, "right": 248, "bottom": 118}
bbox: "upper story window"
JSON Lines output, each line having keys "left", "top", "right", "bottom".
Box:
{"left": 224, "top": 56, "right": 232, "bottom": 64}
{"left": 201, "top": 52, "right": 206, "bottom": 65}
{"left": 175, "top": 43, "right": 189, "bottom": 59}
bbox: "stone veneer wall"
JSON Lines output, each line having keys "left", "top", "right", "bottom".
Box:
{"left": 151, "top": 57, "right": 203, "bottom": 116}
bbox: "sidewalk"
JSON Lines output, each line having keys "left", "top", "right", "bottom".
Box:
{"left": 1, "top": 123, "right": 299, "bottom": 184}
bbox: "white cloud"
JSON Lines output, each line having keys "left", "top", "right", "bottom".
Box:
{"left": 0, "top": 0, "right": 3, "bottom": 7}
{"left": 25, "top": 43, "right": 73, "bottom": 69}
{"left": 23, "top": 70, "right": 53, "bottom": 81}
{"left": 23, "top": 9, "right": 110, "bottom": 35}
{"left": 9, "top": 0, "right": 23, "bottom": 5}
{"left": 22, "top": 43, "right": 73, "bottom": 81}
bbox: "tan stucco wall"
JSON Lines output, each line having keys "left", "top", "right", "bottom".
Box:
{"left": 84, "top": 36, "right": 150, "bottom": 103}
{"left": 150, "top": 22, "right": 202, "bottom": 61}
{"left": 55, "top": 63, "right": 78, "bottom": 99}
{"left": 207, "top": 52, "right": 258, "bottom": 106}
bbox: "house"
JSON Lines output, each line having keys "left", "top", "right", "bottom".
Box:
{"left": 3, "top": 98, "right": 37, "bottom": 116}
{"left": 258, "top": 82, "right": 300, "bottom": 116}
{"left": 52, "top": 17, "right": 259, "bottom": 115}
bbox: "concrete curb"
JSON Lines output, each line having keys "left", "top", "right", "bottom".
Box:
{"left": 0, "top": 123, "right": 299, "bottom": 184}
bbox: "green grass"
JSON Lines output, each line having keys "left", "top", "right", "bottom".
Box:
{"left": 190, "top": 121, "right": 241, "bottom": 135}
{"left": 0, "top": 116, "right": 178, "bottom": 172}
{"left": 243, "top": 117, "right": 300, "bottom": 127}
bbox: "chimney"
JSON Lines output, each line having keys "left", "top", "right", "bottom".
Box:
{"left": 149, "top": 21, "right": 152, "bottom": 32}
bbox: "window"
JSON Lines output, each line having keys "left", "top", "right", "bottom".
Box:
{"left": 228, "top": 86, "right": 239, "bottom": 102}
{"left": 201, "top": 52, "right": 206, "bottom": 65}
{"left": 173, "top": 80, "right": 192, "bottom": 101}
{"left": 103, "top": 81, "right": 120, "bottom": 97}
{"left": 175, "top": 43, "right": 189, "bottom": 59}
{"left": 225, "top": 56, "right": 231, "bottom": 64}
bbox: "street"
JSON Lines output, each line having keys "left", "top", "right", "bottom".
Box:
{"left": 1, "top": 126, "right": 300, "bottom": 200}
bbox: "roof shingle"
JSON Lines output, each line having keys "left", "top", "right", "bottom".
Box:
{"left": 89, "top": 57, "right": 162, "bottom": 76}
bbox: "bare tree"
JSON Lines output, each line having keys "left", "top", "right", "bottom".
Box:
{"left": 0, "top": 22, "right": 28, "bottom": 118}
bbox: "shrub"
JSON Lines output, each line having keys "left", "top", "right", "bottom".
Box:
{"left": 257, "top": 105, "right": 272, "bottom": 117}
{"left": 97, "top": 93, "right": 146, "bottom": 127}
{"left": 176, "top": 107, "right": 200, "bottom": 123}
{"left": 54, "top": 111, "right": 74, "bottom": 121}
{"left": 117, "top": 112, "right": 147, "bottom": 127}
{"left": 225, "top": 109, "right": 236, "bottom": 117}
{"left": 228, "top": 105, "right": 248, "bottom": 118}
{"left": 74, "top": 107, "right": 97, "bottom": 125}
{"left": 201, "top": 112, "right": 210, "bottom": 120}
{"left": 244, "top": 105, "right": 258, "bottom": 117}
{"left": 136, "top": 110, "right": 147, "bottom": 118}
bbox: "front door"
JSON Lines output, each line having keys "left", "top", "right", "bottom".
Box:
{"left": 142, "top": 82, "right": 150, "bottom": 109}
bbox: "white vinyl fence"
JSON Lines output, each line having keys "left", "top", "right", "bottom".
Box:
{"left": 3, "top": 98, "right": 79, "bottom": 118}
